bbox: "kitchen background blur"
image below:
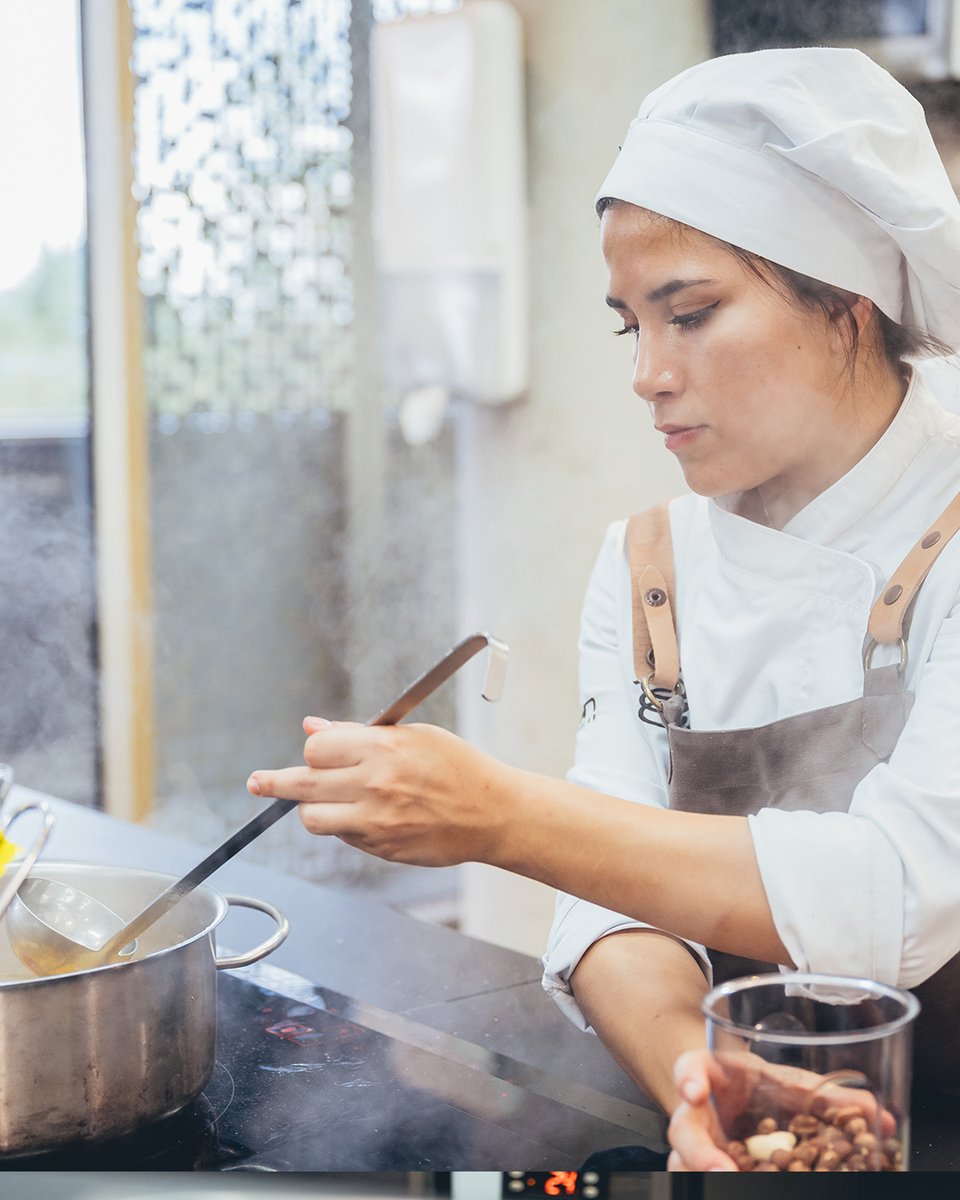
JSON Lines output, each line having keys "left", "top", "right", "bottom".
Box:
{"left": 3, "top": 0, "right": 960, "bottom": 959}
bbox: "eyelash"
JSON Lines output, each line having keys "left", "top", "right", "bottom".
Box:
{"left": 613, "top": 300, "right": 721, "bottom": 338}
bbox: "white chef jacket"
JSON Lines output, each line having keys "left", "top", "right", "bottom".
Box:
{"left": 542, "top": 369, "right": 960, "bottom": 1032}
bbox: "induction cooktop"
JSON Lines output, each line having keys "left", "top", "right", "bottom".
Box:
{"left": 0, "top": 960, "right": 665, "bottom": 1171}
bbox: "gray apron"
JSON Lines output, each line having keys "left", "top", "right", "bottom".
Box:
{"left": 626, "top": 494, "right": 960, "bottom": 1089}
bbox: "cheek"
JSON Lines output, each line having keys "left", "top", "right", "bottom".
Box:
{"left": 702, "top": 317, "right": 823, "bottom": 410}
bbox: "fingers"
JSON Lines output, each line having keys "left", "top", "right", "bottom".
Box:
{"left": 246, "top": 764, "right": 361, "bottom": 807}
{"left": 298, "top": 801, "right": 368, "bottom": 837}
{"left": 247, "top": 765, "right": 324, "bottom": 801}
{"left": 669, "top": 1050, "right": 738, "bottom": 1172}
{"left": 673, "top": 1048, "right": 714, "bottom": 1105}
{"left": 247, "top": 720, "right": 386, "bottom": 785}
{"left": 301, "top": 720, "right": 391, "bottom": 770}
{"left": 667, "top": 1101, "right": 738, "bottom": 1172}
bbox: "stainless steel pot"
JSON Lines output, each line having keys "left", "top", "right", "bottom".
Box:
{"left": 0, "top": 861, "right": 288, "bottom": 1156}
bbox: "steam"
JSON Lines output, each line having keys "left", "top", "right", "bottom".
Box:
{"left": 0, "top": 440, "right": 99, "bottom": 805}
{"left": 147, "top": 410, "right": 460, "bottom": 909}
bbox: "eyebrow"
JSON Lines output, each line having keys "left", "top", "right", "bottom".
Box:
{"left": 606, "top": 277, "right": 717, "bottom": 309}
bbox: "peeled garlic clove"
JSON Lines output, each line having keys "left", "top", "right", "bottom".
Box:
{"left": 745, "top": 1130, "right": 797, "bottom": 1162}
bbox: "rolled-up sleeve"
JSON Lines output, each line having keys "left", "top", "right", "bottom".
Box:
{"left": 751, "top": 605, "right": 960, "bottom": 990}
{"left": 541, "top": 521, "right": 709, "bottom": 1029}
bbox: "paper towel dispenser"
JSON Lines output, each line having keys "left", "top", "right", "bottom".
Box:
{"left": 371, "top": 0, "right": 528, "bottom": 414}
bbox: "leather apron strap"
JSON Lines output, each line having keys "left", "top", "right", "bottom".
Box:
{"left": 867, "top": 490, "right": 960, "bottom": 649}
{"left": 626, "top": 503, "right": 680, "bottom": 690}
{"left": 626, "top": 487, "right": 960, "bottom": 681}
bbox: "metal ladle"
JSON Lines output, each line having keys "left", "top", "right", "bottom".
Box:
{"left": 6, "top": 632, "right": 508, "bottom": 976}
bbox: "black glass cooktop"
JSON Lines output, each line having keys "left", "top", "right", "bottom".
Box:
{"left": 0, "top": 962, "right": 665, "bottom": 1171}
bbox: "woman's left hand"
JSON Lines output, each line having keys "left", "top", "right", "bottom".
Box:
{"left": 246, "top": 718, "right": 513, "bottom": 866}
{"left": 667, "top": 1051, "right": 741, "bottom": 1171}
{"left": 667, "top": 1048, "right": 898, "bottom": 1172}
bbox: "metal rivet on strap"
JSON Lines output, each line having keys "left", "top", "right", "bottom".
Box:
{"left": 884, "top": 584, "right": 903, "bottom": 605}
{"left": 922, "top": 530, "right": 942, "bottom": 550}
{"left": 644, "top": 588, "right": 666, "bottom": 607}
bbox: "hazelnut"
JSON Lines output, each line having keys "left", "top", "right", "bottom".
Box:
{"left": 753, "top": 1162, "right": 779, "bottom": 1172}
{"left": 853, "top": 1132, "right": 878, "bottom": 1151}
{"left": 770, "top": 1149, "right": 793, "bottom": 1170}
{"left": 833, "top": 1104, "right": 865, "bottom": 1125}
{"left": 755, "top": 1116, "right": 778, "bottom": 1135}
{"left": 844, "top": 1116, "right": 869, "bottom": 1137}
{"left": 788, "top": 1114, "right": 820, "bottom": 1137}
{"left": 792, "top": 1143, "right": 818, "bottom": 1166}
{"left": 787, "top": 1159, "right": 811, "bottom": 1171}
{"left": 818, "top": 1149, "right": 841, "bottom": 1171}
{"left": 744, "top": 1130, "right": 796, "bottom": 1162}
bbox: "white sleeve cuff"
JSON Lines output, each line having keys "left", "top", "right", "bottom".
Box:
{"left": 541, "top": 895, "right": 712, "bottom": 1032}
{"left": 749, "top": 807, "right": 904, "bottom": 985}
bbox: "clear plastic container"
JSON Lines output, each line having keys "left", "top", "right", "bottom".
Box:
{"left": 702, "top": 973, "right": 920, "bottom": 1173}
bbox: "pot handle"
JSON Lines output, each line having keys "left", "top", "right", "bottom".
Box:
{"left": 215, "top": 894, "right": 290, "bottom": 970}
{"left": 0, "top": 795, "right": 55, "bottom": 922}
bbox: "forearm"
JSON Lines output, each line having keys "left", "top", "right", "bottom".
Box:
{"left": 491, "top": 766, "right": 791, "bottom": 965}
{"left": 250, "top": 721, "right": 790, "bottom": 967}
{"left": 571, "top": 929, "right": 708, "bottom": 1112}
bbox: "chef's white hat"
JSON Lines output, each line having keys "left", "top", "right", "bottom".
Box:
{"left": 597, "top": 47, "right": 960, "bottom": 353}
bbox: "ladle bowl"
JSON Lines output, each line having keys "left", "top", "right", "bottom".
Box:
{"left": 8, "top": 877, "right": 137, "bottom": 975}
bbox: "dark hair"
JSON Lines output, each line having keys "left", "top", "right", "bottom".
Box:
{"left": 596, "top": 197, "right": 953, "bottom": 370}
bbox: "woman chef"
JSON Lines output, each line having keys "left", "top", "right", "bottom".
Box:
{"left": 247, "top": 48, "right": 960, "bottom": 1170}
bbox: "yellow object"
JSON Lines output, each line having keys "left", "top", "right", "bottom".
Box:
{"left": 0, "top": 834, "right": 22, "bottom": 869}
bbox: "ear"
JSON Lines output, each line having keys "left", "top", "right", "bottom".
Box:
{"left": 826, "top": 293, "right": 874, "bottom": 358}
{"left": 848, "top": 294, "right": 876, "bottom": 335}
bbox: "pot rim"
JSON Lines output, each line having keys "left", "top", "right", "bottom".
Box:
{"left": 0, "top": 860, "right": 229, "bottom": 986}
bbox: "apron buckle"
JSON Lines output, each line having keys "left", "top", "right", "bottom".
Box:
{"left": 863, "top": 636, "right": 908, "bottom": 674}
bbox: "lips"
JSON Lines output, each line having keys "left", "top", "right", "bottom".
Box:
{"left": 656, "top": 423, "right": 707, "bottom": 451}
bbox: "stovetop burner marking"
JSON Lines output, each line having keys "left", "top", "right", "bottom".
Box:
{"left": 258, "top": 1062, "right": 328, "bottom": 1074}
{"left": 264, "top": 1019, "right": 318, "bottom": 1043}
{"left": 205, "top": 1059, "right": 237, "bottom": 1127}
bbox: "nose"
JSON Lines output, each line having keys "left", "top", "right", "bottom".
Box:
{"left": 631, "top": 330, "right": 681, "bottom": 403}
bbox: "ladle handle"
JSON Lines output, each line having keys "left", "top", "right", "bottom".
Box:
{"left": 99, "top": 631, "right": 508, "bottom": 958}
{"left": 99, "top": 799, "right": 299, "bottom": 954}
{"left": 365, "top": 631, "right": 508, "bottom": 724}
